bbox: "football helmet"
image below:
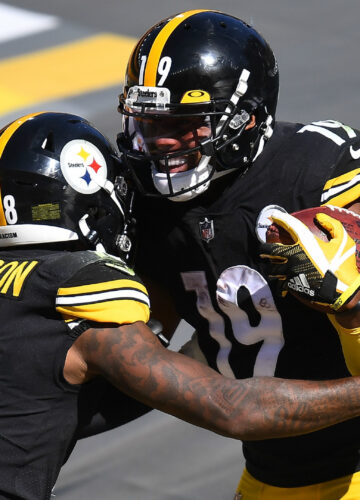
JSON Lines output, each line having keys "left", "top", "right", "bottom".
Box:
{"left": 117, "top": 9, "right": 279, "bottom": 201}
{"left": 0, "top": 111, "right": 133, "bottom": 259}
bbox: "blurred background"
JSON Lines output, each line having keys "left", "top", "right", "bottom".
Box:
{"left": 1, "top": 1, "right": 360, "bottom": 498}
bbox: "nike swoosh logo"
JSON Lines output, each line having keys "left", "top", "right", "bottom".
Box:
{"left": 350, "top": 145, "right": 360, "bottom": 159}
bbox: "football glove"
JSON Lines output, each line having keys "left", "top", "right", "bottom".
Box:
{"left": 260, "top": 209, "right": 360, "bottom": 311}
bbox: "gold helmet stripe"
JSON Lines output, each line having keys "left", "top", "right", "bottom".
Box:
{"left": 0, "top": 186, "right": 6, "bottom": 226}
{"left": 144, "top": 9, "right": 212, "bottom": 86}
{"left": 0, "top": 111, "right": 45, "bottom": 159}
{"left": 0, "top": 111, "right": 45, "bottom": 226}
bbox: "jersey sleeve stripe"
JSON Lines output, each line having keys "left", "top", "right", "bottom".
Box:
{"left": 57, "top": 278, "right": 148, "bottom": 296}
{"left": 55, "top": 287, "right": 150, "bottom": 307}
{"left": 321, "top": 170, "right": 360, "bottom": 206}
{"left": 323, "top": 168, "right": 360, "bottom": 192}
{"left": 56, "top": 299, "right": 150, "bottom": 325}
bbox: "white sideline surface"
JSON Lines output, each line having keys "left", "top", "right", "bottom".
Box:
{"left": 0, "top": 3, "right": 58, "bottom": 43}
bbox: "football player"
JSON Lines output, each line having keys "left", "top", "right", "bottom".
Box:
{"left": 4, "top": 112, "right": 360, "bottom": 499}
{"left": 117, "top": 9, "right": 360, "bottom": 499}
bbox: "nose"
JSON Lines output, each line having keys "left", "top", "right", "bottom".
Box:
{"left": 155, "top": 137, "right": 182, "bottom": 152}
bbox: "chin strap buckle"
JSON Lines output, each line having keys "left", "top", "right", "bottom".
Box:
{"left": 78, "top": 214, "right": 105, "bottom": 253}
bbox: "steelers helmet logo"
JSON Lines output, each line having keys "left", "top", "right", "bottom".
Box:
{"left": 60, "top": 139, "right": 107, "bottom": 194}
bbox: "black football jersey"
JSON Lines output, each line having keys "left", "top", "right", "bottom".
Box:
{"left": 134, "top": 119, "right": 360, "bottom": 486}
{"left": 0, "top": 248, "right": 149, "bottom": 499}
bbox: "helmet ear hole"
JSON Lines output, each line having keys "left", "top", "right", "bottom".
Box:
{"left": 88, "top": 206, "right": 99, "bottom": 218}
{"left": 88, "top": 205, "right": 110, "bottom": 220}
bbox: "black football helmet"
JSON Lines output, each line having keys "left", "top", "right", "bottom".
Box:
{"left": 0, "top": 111, "right": 133, "bottom": 259}
{"left": 117, "top": 9, "right": 279, "bottom": 201}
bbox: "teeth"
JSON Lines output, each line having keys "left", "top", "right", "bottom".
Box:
{"left": 159, "top": 158, "right": 186, "bottom": 167}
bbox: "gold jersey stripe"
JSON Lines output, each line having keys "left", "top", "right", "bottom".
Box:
{"left": 0, "top": 34, "right": 136, "bottom": 115}
{"left": 57, "top": 278, "right": 148, "bottom": 297}
{"left": 323, "top": 185, "right": 360, "bottom": 208}
{"left": 322, "top": 168, "right": 360, "bottom": 206}
{"left": 57, "top": 298, "right": 150, "bottom": 325}
{"left": 56, "top": 288, "right": 150, "bottom": 309}
{"left": 144, "top": 9, "right": 211, "bottom": 86}
{"left": 323, "top": 168, "right": 360, "bottom": 191}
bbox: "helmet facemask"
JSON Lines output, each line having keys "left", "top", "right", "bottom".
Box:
{"left": 118, "top": 80, "right": 260, "bottom": 201}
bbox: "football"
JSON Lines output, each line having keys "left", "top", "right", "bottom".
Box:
{"left": 266, "top": 205, "right": 360, "bottom": 271}
{"left": 265, "top": 205, "right": 360, "bottom": 312}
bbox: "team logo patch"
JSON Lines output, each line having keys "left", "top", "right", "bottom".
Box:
{"left": 199, "top": 217, "right": 214, "bottom": 242}
{"left": 60, "top": 139, "right": 107, "bottom": 194}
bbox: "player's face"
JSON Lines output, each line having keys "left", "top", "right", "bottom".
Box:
{"left": 130, "top": 114, "right": 212, "bottom": 172}
{"left": 153, "top": 119, "right": 211, "bottom": 173}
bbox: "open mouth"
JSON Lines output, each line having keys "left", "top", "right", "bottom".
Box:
{"left": 157, "top": 148, "right": 203, "bottom": 173}
{"left": 158, "top": 157, "right": 189, "bottom": 173}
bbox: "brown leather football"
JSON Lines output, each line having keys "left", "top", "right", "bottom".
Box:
{"left": 266, "top": 205, "right": 360, "bottom": 270}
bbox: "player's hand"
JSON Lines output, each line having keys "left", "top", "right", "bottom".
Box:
{"left": 260, "top": 209, "right": 360, "bottom": 311}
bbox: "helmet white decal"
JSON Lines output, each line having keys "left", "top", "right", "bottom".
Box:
{"left": 60, "top": 139, "right": 108, "bottom": 194}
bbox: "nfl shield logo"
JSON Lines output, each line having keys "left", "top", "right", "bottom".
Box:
{"left": 199, "top": 217, "right": 214, "bottom": 242}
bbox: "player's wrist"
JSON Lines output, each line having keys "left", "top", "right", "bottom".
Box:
{"left": 328, "top": 312, "right": 360, "bottom": 375}
{"left": 333, "top": 300, "right": 360, "bottom": 328}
